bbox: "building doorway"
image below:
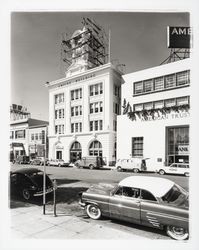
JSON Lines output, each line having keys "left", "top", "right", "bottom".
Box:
{"left": 70, "top": 141, "right": 82, "bottom": 163}
{"left": 56, "top": 150, "right": 62, "bottom": 160}
{"left": 166, "top": 126, "right": 189, "bottom": 165}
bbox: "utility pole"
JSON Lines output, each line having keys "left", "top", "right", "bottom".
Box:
{"left": 42, "top": 130, "right": 46, "bottom": 215}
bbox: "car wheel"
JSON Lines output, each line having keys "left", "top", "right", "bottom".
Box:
{"left": 86, "top": 204, "right": 101, "bottom": 220}
{"left": 166, "top": 225, "right": 188, "bottom": 240}
{"left": 22, "top": 189, "right": 31, "bottom": 200}
{"left": 75, "top": 163, "right": 80, "bottom": 168}
{"left": 184, "top": 172, "right": 189, "bottom": 177}
{"left": 159, "top": 169, "right": 165, "bottom": 175}
{"left": 117, "top": 166, "right": 122, "bottom": 172}
{"left": 133, "top": 168, "right": 139, "bottom": 173}
{"left": 89, "top": 164, "right": 95, "bottom": 170}
{"left": 58, "top": 164, "right": 61, "bottom": 167}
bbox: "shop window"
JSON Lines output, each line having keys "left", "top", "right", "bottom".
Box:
{"left": 154, "top": 100, "right": 164, "bottom": 109}
{"left": 132, "top": 137, "right": 143, "bottom": 157}
{"left": 143, "top": 102, "right": 153, "bottom": 110}
{"left": 166, "top": 126, "right": 189, "bottom": 165}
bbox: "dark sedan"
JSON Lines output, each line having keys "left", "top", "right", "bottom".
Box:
{"left": 10, "top": 168, "right": 54, "bottom": 200}
{"left": 79, "top": 176, "right": 189, "bottom": 240}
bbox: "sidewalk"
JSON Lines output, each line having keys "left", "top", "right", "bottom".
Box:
{"left": 10, "top": 203, "right": 143, "bottom": 240}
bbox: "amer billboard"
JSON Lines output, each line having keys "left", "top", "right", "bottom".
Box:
{"left": 167, "top": 26, "right": 192, "bottom": 48}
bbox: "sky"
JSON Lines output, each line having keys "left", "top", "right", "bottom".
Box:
{"left": 11, "top": 12, "right": 190, "bottom": 121}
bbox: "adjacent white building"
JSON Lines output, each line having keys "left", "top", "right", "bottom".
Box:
{"left": 117, "top": 58, "right": 190, "bottom": 171}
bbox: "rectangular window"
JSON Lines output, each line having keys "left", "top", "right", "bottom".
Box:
{"left": 79, "top": 106, "right": 82, "bottom": 115}
{"left": 71, "top": 123, "right": 74, "bottom": 133}
{"left": 35, "top": 133, "right": 38, "bottom": 140}
{"left": 176, "top": 71, "right": 190, "bottom": 86}
{"left": 132, "top": 137, "right": 143, "bottom": 157}
{"left": 165, "top": 74, "right": 176, "bottom": 88}
{"left": 154, "top": 77, "right": 164, "bottom": 91}
{"left": 75, "top": 89, "right": 78, "bottom": 99}
{"left": 90, "top": 103, "right": 94, "bottom": 114}
{"left": 75, "top": 106, "right": 78, "bottom": 116}
{"left": 55, "top": 93, "right": 64, "bottom": 104}
{"left": 99, "top": 120, "right": 103, "bottom": 130}
{"left": 134, "top": 104, "right": 143, "bottom": 111}
{"left": 165, "top": 98, "right": 176, "bottom": 107}
{"left": 39, "top": 133, "right": 42, "bottom": 140}
{"left": 90, "top": 121, "right": 93, "bottom": 131}
{"left": 80, "top": 88, "right": 82, "bottom": 99}
{"left": 15, "top": 130, "right": 25, "bottom": 139}
{"left": 94, "top": 84, "right": 98, "bottom": 95}
{"left": 75, "top": 123, "right": 78, "bottom": 132}
{"left": 134, "top": 82, "right": 143, "bottom": 95}
{"left": 144, "top": 79, "right": 153, "bottom": 92}
{"left": 176, "top": 96, "right": 189, "bottom": 106}
{"left": 71, "top": 107, "right": 74, "bottom": 117}
{"left": 143, "top": 102, "right": 153, "bottom": 110}
{"left": 79, "top": 123, "right": 82, "bottom": 132}
{"left": 95, "top": 120, "right": 98, "bottom": 131}
{"left": 100, "top": 83, "right": 103, "bottom": 94}
{"left": 90, "top": 85, "right": 94, "bottom": 96}
{"left": 100, "top": 102, "right": 103, "bottom": 112}
{"left": 71, "top": 90, "right": 74, "bottom": 100}
{"left": 95, "top": 102, "right": 99, "bottom": 113}
{"left": 31, "top": 134, "right": 34, "bottom": 141}
{"left": 154, "top": 100, "right": 164, "bottom": 109}
{"left": 55, "top": 125, "right": 58, "bottom": 134}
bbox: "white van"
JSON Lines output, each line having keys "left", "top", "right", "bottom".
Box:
{"left": 115, "top": 158, "right": 147, "bottom": 173}
{"left": 156, "top": 163, "right": 189, "bottom": 177}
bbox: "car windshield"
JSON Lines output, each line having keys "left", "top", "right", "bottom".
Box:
{"left": 161, "top": 184, "right": 188, "bottom": 206}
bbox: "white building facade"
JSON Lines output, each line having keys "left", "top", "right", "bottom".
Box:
{"left": 117, "top": 59, "right": 190, "bottom": 171}
{"left": 47, "top": 63, "right": 122, "bottom": 164}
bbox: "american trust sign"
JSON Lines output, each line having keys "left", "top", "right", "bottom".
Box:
{"left": 167, "top": 26, "right": 192, "bottom": 48}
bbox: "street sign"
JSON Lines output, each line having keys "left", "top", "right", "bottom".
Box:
{"left": 37, "top": 144, "right": 45, "bottom": 157}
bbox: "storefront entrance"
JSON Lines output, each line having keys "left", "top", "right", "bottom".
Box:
{"left": 70, "top": 141, "right": 82, "bottom": 163}
{"left": 166, "top": 126, "right": 189, "bottom": 165}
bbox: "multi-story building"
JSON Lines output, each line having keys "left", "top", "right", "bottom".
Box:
{"left": 10, "top": 104, "right": 49, "bottom": 161}
{"left": 46, "top": 63, "right": 122, "bottom": 163}
{"left": 46, "top": 24, "right": 123, "bottom": 164}
{"left": 117, "top": 58, "right": 190, "bottom": 171}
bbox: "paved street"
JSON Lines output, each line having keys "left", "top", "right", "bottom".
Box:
{"left": 9, "top": 163, "right": 189, "bottom": 240}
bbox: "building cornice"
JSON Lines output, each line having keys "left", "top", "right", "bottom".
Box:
{"left": 45, "top": 63, "right": 123, "bottom": 89}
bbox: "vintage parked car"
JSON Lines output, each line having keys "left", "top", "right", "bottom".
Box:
{"left": 115, "top": 158, "right": 147, "bottom": 172}
{"left": 47, "top": 159, "right": 70, "bottom": 167}
{"left": 79, "top": 176, "right": 189, "bottom": 240}
{"left": 156, "top": 163, "right": 190, "bottom": 177}
{"left": 30, "top": 157, "right": 48, "bottom": 166}
{"left": 74, "top": 156, "right": 105, "bottom": 170}
{"left": 10, "top": 168, "right": 54, "bottom": 200}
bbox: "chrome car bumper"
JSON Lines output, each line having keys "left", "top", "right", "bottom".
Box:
{"left": 34, "top": 187, "right": 54, "bottom": 196}
{"left": 79, "top": 201, "right": 86, "bottom": 209}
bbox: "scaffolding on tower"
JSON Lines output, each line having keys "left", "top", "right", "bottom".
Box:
{"left": 61, "top": 17, "right": 109, "bottom": 72}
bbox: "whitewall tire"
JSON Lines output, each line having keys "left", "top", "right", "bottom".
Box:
{"left": 86, "top": 204, "right": 101, "bottom": 220}
{"left": 166, "top": 225, "right": 189, "bottom": 240}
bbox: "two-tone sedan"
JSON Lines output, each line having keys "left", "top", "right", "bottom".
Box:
{"left": 79, "top": 176, "right": 189, "bottom": 240}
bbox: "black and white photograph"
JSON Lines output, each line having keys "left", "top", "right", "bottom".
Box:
{"left": 1, "top": 1, "right": 199, "bottom": 250}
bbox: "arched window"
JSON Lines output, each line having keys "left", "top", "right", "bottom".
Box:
{"left": 70, "top": 141, "right": 82, "bottom": 163}
{"left": 89, "top": 140, "right": 102, "bottom": 157}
